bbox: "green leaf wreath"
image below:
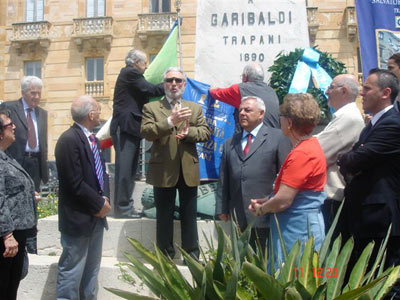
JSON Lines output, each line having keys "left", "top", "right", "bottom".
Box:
{"left": 268, "top": 47, "right": 347, "bottom": 122}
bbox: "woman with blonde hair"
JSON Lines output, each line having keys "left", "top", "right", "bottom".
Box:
{"left": 249, "top": 93, "right": 327, "bottom": 266}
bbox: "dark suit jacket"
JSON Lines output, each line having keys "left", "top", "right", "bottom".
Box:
{"left": 55, "top": 123, "right": 109, "bottom": 237}
{"left": 338, "top": 107, "right": 400, "bottom": 238}
{"left": 111, "top": 66, "right": 164, "bottom": 137}
{"left": 216, "top": 124, "right": 291, "bottom": 230}
{"left": 4, "top": 98, "right": 48, "bottom": 183}
{"left": 141, "top": 97, "right": 210, "bottom": 187}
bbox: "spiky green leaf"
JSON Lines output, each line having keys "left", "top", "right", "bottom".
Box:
{"left": 242, "top": 261, "right": 284, "bottom": 299}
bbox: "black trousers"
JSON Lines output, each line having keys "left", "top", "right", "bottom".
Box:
{"left": 0, "top": 230, "right": 28, "bottom": 300}
{"left": 250, "top": 228, "right": 268, "bottom": 253}
{"left": 321, "top": 198, "right": 342, "bottom": 236}
{"left": 154, "top": 174, "right": 199, "bottom": 260}
{"left": 112, "top": 129, "right": 141, "bottom": 216}
{"left": 21, "top": 155, "right": 41, "bottom": 191}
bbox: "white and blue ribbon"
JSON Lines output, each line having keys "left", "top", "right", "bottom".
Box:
{"left": 289, "top": 48, "right": 332, "bottom": 99}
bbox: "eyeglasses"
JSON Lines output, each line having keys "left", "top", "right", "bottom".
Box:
{"left": 2, "top": 121, "right": 14, "bottom": 129}
{"left": 326, "top": 84, "right": 344, "bottom": 91}
{"left": 164, "top": 77, "right": 184, "bottom": 83}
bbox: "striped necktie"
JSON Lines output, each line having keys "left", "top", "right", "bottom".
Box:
{"left": 89, "top": 134, "right": 104, "bottom": 191}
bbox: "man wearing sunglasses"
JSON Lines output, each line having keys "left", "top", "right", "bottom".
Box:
{"left": 141, "top": 67, "right": 210, "bottom": 260}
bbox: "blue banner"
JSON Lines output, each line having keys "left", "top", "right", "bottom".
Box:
{"left": 182, "top": 78, "right": 235, "bottom": 180}
{"left": 356, "top": 0, "right": 400, "bottom": 80}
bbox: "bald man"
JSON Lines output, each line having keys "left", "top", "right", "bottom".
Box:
{"left": 55, "top": 95, "right": 111, "bottom": 300}
{"left": 315, "top": 74, "right": 365, "bottom": 232}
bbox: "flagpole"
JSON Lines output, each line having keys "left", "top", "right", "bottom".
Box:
{"left": 175, "top": 0, "right": 183, "bottom": 70}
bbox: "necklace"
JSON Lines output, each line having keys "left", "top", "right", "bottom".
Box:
{"left": 293, "top": 135, "right": 311, "bottom": 148}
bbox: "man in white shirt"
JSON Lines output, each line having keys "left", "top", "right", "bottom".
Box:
{"left": 315, "top": 74, "right": 364, "bottom": 232}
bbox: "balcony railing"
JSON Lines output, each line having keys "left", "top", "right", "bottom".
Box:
{"left": 138, "top": 13, "right": 178, "bottom": 32}
{"left": 73, "top": 17, "right": 113, "bottom": 36}
{"left": 72, "top": 17, "right": 113, "bottom": 51}
{"left": 11, "top": 21, "right": 51, "bottom": 55}
{"left": 85, "top": 81, "right": 104, "bottom": 97}
{"left": 12, "top": 21, "right": 50, "bottom": 41}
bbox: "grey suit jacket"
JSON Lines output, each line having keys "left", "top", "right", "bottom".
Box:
{"left": 5, "top": 99, "right": 48, "bottom": 183}
{"left": 216, "top": 124, "right": 291, "bottom": 229}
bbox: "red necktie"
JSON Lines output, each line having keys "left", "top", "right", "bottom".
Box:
{"left": 27, "top": 108, "right": 37, "bottom": 149}
{"left": 243, "top": 133, "right": 253, "bottom": 156}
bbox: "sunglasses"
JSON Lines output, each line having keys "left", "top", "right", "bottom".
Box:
{"left": 2, "top": 121, "right": 14, "bottom": 129}
{"left": 326, "top": 84, "right": 344, "bottom": 91}
{"left": 164, "top": 77, "right": 184, "bottom": 83}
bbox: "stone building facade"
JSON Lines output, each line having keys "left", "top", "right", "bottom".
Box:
{"left": 0, "top": 0, "right": 359, "bottom": 160}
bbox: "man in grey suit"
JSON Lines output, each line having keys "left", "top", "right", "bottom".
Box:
{"left": 315, "top": 74, "right": 364, "bottom": 232}
{"left": 216, "top": 96, "right": 291, "bottom": 250}
{"left": 4, "top": 76, "right": 48, "bottom": 254}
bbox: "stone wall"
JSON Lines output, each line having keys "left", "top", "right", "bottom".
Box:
{"left": 0, "top": 0, "right": 359, "bottom": 159}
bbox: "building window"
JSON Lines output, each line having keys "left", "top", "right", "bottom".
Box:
{"left": 85, "top": 58, "right": 104, "bottom": 96}
{"left": 150, "top": 0, "right": 170, "bottom": 13}
{"left": 26, "top": 0, "right": 44, "bottom": 22}
{"left": 24, "top": 61, "right": 42, "bottom": 78}
{"left": 86, "top": 0, "right": 105, "bottom": 17}
{"left": 86, "top": 58, "right": 104, "bottom": 81}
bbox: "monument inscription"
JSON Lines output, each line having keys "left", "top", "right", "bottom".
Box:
{"left": 195, "top": 0, "right": 309, "bottom": 86}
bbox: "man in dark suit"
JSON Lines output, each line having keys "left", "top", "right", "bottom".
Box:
{"left": 4, "top": 76, "right": 48, "bottom": 254}
{"left": 5, "top": 76, "right": 48, "bottom": 191}
{"left": 216, "top": 96, "right": 291, "bottom": 250}
{"left": 141, "top": 67, "right": 210, "bottom": 259}
{"left": 338, "top": 69, "right": 400, "bottom": 299}
{"left": 55, "top": 95, "right": 111, "bottom": 300}
{"left": 111, "top": 48, "right": 164, "bottom": 218}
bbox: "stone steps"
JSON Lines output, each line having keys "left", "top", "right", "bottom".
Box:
{"left": 18, "top": 255, "right": 194, "bottom": 300}
{"left": 18, "top": 215, "right": 229, "bottom": 300}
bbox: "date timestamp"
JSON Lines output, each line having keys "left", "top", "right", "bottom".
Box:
{"left": 294, "top": 267, "right": 338, "bottom": 278}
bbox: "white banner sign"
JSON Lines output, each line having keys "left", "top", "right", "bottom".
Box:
{"left": 194, "top": 0, "right": 310, "bottom": 87}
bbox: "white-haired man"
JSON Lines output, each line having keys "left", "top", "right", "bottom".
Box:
{"left": 216, "top": 96, "right": 291, "bottom": 251}
{"left": 56, "top": 95, "right": 111, "bottom": 299}
{"left": 315, "top": 74, "right": 364, "bottom": 231}
{"left": 141, "top": 67, "right": 210, "bottom": 260}
{"left": 111, "top": 48, "right": 165, "bottom": 218}
{"left": 5, "top": 75, "right": 48, "bottom": 254}
{"left": 209, "top": 63, "right": 280, "bottom": 131}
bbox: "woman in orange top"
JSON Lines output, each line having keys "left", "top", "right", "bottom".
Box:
{"left": 249, "top": 93, "right": 327, "bottom": 267}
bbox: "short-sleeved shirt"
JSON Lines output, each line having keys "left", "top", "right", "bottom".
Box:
{"left": 274, "top": 137, "right": 326, "bottom": 194}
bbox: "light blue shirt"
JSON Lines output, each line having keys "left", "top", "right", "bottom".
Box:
{"left": 22, "top": 98, "right": 39, "bottom": 152}
{"left": 241, "top": 122, "right": 263, "bottom": 150}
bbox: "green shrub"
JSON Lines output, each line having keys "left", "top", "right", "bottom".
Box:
{"left": 106, "top": 204, "right": 400, "bottom": 299}
{"left": 37, "top": 192, "right": 58, "bottom": 219}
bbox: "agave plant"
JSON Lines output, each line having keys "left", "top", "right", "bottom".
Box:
{"left": 106, "top": 203, "right": 400, "bottom": 299}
